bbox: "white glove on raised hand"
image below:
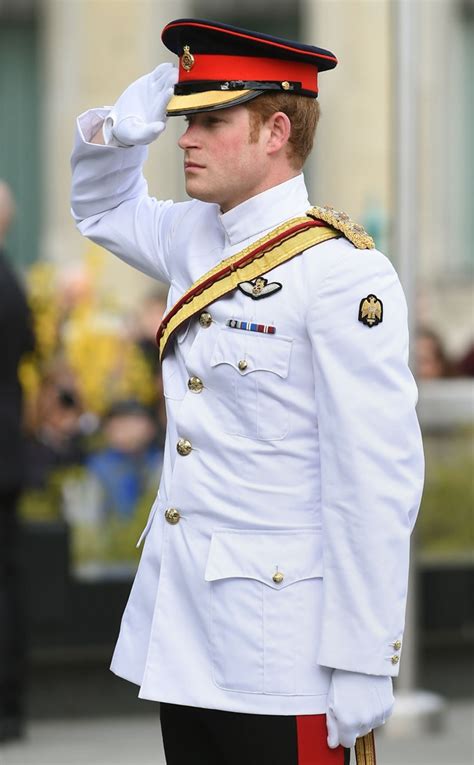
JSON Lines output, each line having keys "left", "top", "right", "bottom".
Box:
{"left": 103, "top": 63, "right": 178, "bottom": 148}
{"left": 326, "top": 670, "right": 394, "bottom": 749}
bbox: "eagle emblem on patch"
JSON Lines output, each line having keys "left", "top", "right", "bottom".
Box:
{"left": 238, "top": 277, "right": 282, "bottom": 300}
{"left": 358, "top": 294, "right": 383, "bottom": 327}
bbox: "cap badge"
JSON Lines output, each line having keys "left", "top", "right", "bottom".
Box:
{"left": 181, "top": 45, "right": 195, "bottom": 72}
{"left": 358, "top": 294, "right": 383, "bottom": 327}
{"left": 238, "top": 277, "right": 282, "bottom": 300}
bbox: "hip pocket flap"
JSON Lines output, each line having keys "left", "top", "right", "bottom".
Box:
{"left": 204, "top": 529, "right": 323, "bottom": 589}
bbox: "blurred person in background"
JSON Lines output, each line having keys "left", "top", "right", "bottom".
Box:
{"left": 454, "top": 340, "right": 474, "bottom": 377}
{"left": 0, "top": 181, "right": 35, "bottom": 743}
{"left": 23, "top": 360, "right": 85, "bottom": 490}
{"left": 86, "top": 399, "right": 162, "bottom": 522}
{"left": 416, "top": 326, "right": 454, "bottom": 379}
{"left": 70, "top": 19, "right": 424, "bottom": 765}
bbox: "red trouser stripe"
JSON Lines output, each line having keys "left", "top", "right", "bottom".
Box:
{"left": 296, "top": 715, "right": 345, "bottom": 765}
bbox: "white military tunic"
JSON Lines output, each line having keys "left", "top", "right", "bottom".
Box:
{"left": 71, "top": 109, "right": 424, "bottom": 716}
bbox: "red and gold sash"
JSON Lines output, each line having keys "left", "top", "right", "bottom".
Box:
{"left": 156, "top": 205, "right": 374, "bottom": 360}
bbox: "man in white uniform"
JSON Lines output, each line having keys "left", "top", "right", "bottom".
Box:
{"left": 71, "top": 18, "right": 424, "bottom": 765}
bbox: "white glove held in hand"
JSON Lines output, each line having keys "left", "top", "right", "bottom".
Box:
{"left": 103, "top": 63, "right": 178, "bottom": 147}
{"left": 326, "top": 670, "right": 394, "bottom": 749}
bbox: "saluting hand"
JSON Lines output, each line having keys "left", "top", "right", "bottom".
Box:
{"left": 326, "top": 669, "right": 394, "bottom": 749}
{"left": 103, "top": 63, "right": 178, "bottom": 147}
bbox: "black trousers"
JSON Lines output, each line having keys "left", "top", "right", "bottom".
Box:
{"left": 160, "top": 703, "right": 350, "bottom": 765}
{"left": 0, "top": 491, "right": 26, "bottom": 722}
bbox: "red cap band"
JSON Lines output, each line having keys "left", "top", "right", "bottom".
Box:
{"left": 179, "top": 54, "right": 318, "bottom": 93}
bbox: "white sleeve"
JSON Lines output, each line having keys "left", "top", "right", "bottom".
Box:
{"left": 307, "top": 247, "right": 424, "bottom": 677}
{"left": 70, "top": 108, "right": 186, "bottom": 285}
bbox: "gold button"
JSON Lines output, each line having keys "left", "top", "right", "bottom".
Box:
{"left": 199, "top": 312, "right": 212, "bottom": 328}
{"left": 177, "top": 438, "right": 192, "bottom": 456}
{"left": 393, "top": 640, "right": 402, "bottom": 651}
{"left": 272, "top": 572, "right": 284, "bottom": 584}
{"left": 188, "top": 376, "right": 204, "bottom": 393}
{"left": 281, "top": 81, "right": 291, "bottom": 91}
{"left": 391, "top": 655, "right": 400, "bottom": 665}
{"left": 238, "top": 359, "right": 248, "bottom": 371}
{"left": 165, "top": 508, "right": 180, "bottom": 525}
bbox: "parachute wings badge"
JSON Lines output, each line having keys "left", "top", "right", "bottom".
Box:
{"left": 358, "top": 294, "right": 383, "bottom": 327}
{"left": 238, "top": 277, "right": 282, "bottom": 300}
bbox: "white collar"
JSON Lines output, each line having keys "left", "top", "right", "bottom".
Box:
{"left": 218, "top": 174, "right": 310, "bottom": 246}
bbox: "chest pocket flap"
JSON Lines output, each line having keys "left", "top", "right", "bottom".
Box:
{"left": 205, "top": 529, "right": 323, "bottom": 589}
{"left": 210, "top": 328, "right": 292, "bottom": 378}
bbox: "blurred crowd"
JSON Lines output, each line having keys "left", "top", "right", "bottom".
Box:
{"left": 21, "top": 288, "right": 167, "bottom": 503}
{"left": 18, "top": 277, "right": 168, "bottom": 549}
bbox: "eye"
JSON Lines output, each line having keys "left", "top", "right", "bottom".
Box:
{"left": 182, "top": 114, "right": 224, "bottom": 128}
{"left": 205, "top": 115, "right": 223, "bottom": 126}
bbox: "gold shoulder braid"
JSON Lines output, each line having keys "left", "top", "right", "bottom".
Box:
{"left": 308, "top": 205, "right": 375, "bottom": 250}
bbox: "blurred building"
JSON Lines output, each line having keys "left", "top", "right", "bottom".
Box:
{"left": 0, "top": 0, "right": 472, "bottom": 344}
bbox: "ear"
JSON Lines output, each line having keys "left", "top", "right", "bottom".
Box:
{"left": 266, "top": 111, "right": 291, "bottom": 157}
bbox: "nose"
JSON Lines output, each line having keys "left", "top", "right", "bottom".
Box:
{"left": 178, "top": 123, "right": 198, "bottom": 150}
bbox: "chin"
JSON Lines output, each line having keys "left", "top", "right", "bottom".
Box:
{"left": 185, "top": 183, "right": 220, "bottom": 206}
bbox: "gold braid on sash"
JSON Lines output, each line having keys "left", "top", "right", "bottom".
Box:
{"left": 156, "top": 206, "right": 373, "bottom": 359}
{"left": 157, "top": 215, "right": 338, "bottom": 359}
